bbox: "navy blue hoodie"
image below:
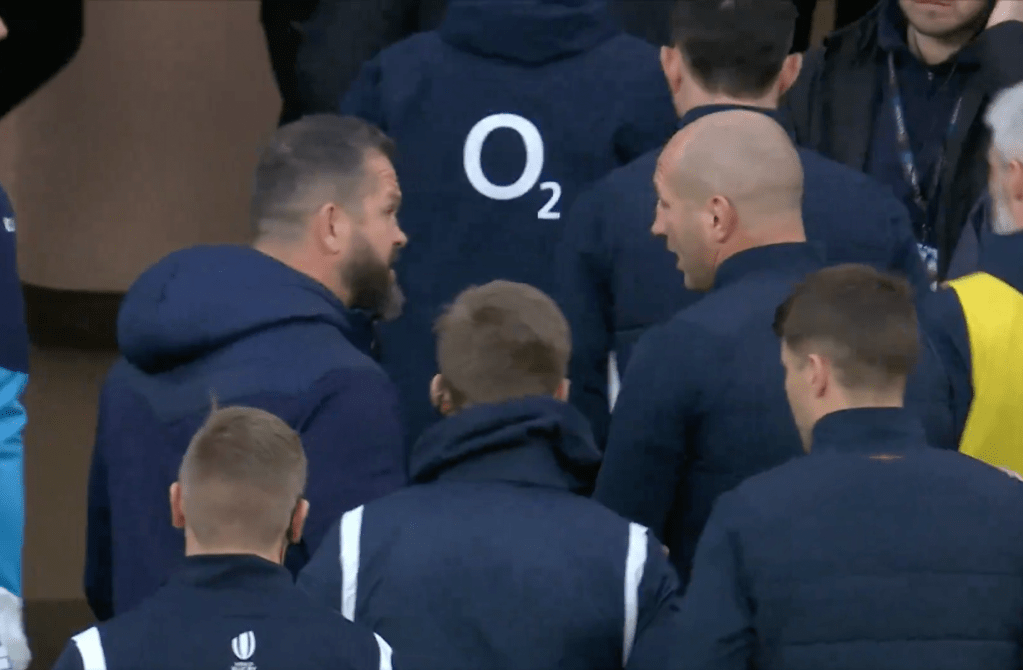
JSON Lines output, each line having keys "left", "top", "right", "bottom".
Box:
{"left": 339, "top": 0, "right": 678, "bottom": 446}
{"left": 85, "top": 245, "right": 407, "bottom": 621}
{"left": 55, "top": 555, "right": 394, "bottom": 670}
{"left": 922, "top": 230, "right": 1023, "bottom": 442}
{"left": 298, "top": 396, "right": 681, "bottom": 670}
{"left": 593, "top": 243, "right": 954, "bottom": 586}
{"left": 672, "top": 408, "right": 1023, "bottom": 670}
{"left": 558, "top": 104, "right": 929, "bottom": 448}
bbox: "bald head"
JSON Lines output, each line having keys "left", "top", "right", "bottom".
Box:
{"left": 658, "top": 110, "right": 804, "bottom": 224}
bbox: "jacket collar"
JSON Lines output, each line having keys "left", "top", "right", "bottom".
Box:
{"left": 168, "top": 554, "right": 294, "bottom": 590}
{"left": 679, "top": 104, "right": 781, "bottom": 129}
{"left": 712, "top": 243, "right": 824, "bottom": 291}
{"left": 410, "top": 396, "right": 601, "bottom": 494}
{"left": 980, "top": 229, "right": 1023, "bottom": 294}
{"left": 810, "top": 407, "right": 928, "bottom": 455}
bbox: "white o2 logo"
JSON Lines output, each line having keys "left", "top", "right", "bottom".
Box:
{"left": 463, "top": 113, "right": 562, "bottom": 220}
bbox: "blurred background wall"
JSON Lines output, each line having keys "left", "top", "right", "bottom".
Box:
{"left": 0, "top": 0, "right": 278, "bottom": 665}
{"left": 0, "top": 0, "right": 836, "bottom": 665}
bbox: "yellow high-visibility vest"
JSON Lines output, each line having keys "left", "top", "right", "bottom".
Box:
{"left": 947, "top": 272, "right": 1023, "bottom": 471}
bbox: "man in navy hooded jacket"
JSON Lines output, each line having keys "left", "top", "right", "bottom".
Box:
{"left": 593, "top": 111, "right": 953, "bottom": 585}
{"left": 666, "top": 264, "right": 1023, "bottom": 670}
{"left": 558, "top": 0, "right": 930, "bottom": 449}
{"left": 298, "top": 280, "right": 680, "bottom": 670}
{"left": 337, "top": 0, "right": 678, "bottom": 445}
{"left": 85, "top": 115, "right": 409, "bottom": 621}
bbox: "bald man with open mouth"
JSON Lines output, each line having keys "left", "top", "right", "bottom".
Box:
{"left": 593, "top": 110, "right": 954, "bottom": 586}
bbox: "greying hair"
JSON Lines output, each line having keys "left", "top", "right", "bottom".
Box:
{"left": 986, "top": 81, "right": 1023, "bottom": 163}
{"left": 250, "top": 114, "right": 395, "bottom": 238}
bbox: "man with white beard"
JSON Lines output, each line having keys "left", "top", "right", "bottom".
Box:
{"left": 923, "top": 80, "right": 1023, "bottom": 470}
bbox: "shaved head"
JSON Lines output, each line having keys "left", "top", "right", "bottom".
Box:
{"left": 658, "top": 110, "right": 804, "bottom": 221}
{"left": 651, "top": 110, "right": 806, "bottom": 292}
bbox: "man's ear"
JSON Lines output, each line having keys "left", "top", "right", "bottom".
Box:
{"left": 170, "top": 482, "right": 185, "bottom": 530}
{"left": 289, "top": 499, "right": 310, "bottom": 544}
{"left": 553, "top": 378, "right": 570, "bottom": 402}
{"left": 706, "top": 196, "right": 739, "bottom": 244}
{"left": 430, "top": 374, "right": 455, "bottom": 416}
{"left": 806, "top": 353, "right": 830, "bottom": 399}
{"left": 660, "top": 45, "right": 685, "bottom": 99}
{"left": 313, "top": 202, "right": 353, "bottom": 256}
{"left": 777, "top": 52, "right": 804, "bottom": 96}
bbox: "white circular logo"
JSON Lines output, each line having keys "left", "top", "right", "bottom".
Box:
{"left": 463, "top": 113, "right": 545, "bottom": 201}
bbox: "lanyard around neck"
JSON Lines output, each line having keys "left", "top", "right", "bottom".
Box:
{"left": 886, "top": 52, "right": 964, "bottom": 219}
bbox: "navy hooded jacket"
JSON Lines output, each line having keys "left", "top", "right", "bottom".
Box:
{"left": 55, "top": 555, "right": 394, "bottom": 670}
{"left": 671, "top": 408, "right": 1023, "bottom": 670}
{"left": 593, "top": 243, "right": 954, "bottom": 585}
{"left": 922, "top": 229, "right": 1023, "bottom": 443}
{"left": 297, "top": 396, "right": 680, "bottom": 670}
{"left": 338, "top": 0, "right": 678, "bottom": 446}
{"left": 85, "top": 245, "right": 407, "bottom": 621}
{"left": 557, "top": 104, "right": 929, "bottom": 448}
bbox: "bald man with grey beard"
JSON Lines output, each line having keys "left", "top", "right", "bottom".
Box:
{"left": 593, "top": 110, "right": 955, "bottom": 587}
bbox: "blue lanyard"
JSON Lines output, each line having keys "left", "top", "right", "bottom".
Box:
{"left": 886, "top": 53, "right": 963, "bottom": 219}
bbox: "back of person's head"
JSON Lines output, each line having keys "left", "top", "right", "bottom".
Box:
{"left": 171, "top": 403, "right": 309, "bottom": 563}
{"left": 431, "top": 280, "right": 571, "bottom": 414}
{"left": 773, "top": 264, "right": 920, "bottom": 449}
{"left": 663, "top": 0, "right": 800, "bottom": 106}
{"left": 985, "top": 81, "right": 1023, "bottom": 235}
{"left": 652, "top": 109, "right": 806, "bottom": 291}
{"left": 251, "top": 114, "right": 395, "bottom": 238}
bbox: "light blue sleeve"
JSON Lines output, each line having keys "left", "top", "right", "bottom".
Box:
{"left": 0, "top": 368, "right": 27, "bottom": 597}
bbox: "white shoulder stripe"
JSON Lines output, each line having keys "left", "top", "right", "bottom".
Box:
{"left": 72, "top": 627, "right": 107, "bottom": 670}
{"left": 340, "top": 505, "right": 365, "bottom": 621}
{"left": 374, "top": 632, "right": 393, "bottom": 670}
{"left": 623, "top": 522, "right": 648, "bottom": 666}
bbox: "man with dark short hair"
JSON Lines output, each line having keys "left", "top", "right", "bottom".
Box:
{"left": 57, "top": 405, "right": 395, "bottom": 670}
{"left": 557, "top": 0, "right": 927, "bottom": 449}
{"left": 299, "top": 280, "right": 680, "bottom": 670}
{"left": 85, "top": 115, "right": 409, "bottom": 621}
{"left": 593, "top": 111, "right": 953, "bottom": 586}
{"left": 666, "top": 264, "right": 1023, "bottom": 670}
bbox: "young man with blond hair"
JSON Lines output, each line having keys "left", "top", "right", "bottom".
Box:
{"left": 58, "top": 405, "right": 394, "bottom": 670}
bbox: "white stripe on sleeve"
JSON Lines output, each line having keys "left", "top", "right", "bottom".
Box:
{"left": 622, "top": 522, "right": 648, "bottom": 666}
{"left": 374, "top": 632, "right": 393, "bottom": 670}
{"left": 72, "top": 627, "right": 107, "bottom": 670}
{"left": 340, "top": 505, "right": 365, "bottom": 622}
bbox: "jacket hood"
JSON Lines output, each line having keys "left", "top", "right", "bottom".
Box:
{"left": 117, "top": 245, "right": 375, "bottom": 373}
{"left": 410, "top": 396, "right": 601, "bottom": 493}
{"left": 438, "top": 0, "right": 619, "bottom": 65}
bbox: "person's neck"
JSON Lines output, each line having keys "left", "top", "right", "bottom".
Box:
{"left": 185, "top": 543, "right": 284, "bottom": 565}
{"left": 252, "top": 237, "right": 350, "bottom": 305}
{"left": 675, "top": 87, "right": 779, "bottom": 119}
{"left": 907, "top": 24, "right": 973, "bottom": 65}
